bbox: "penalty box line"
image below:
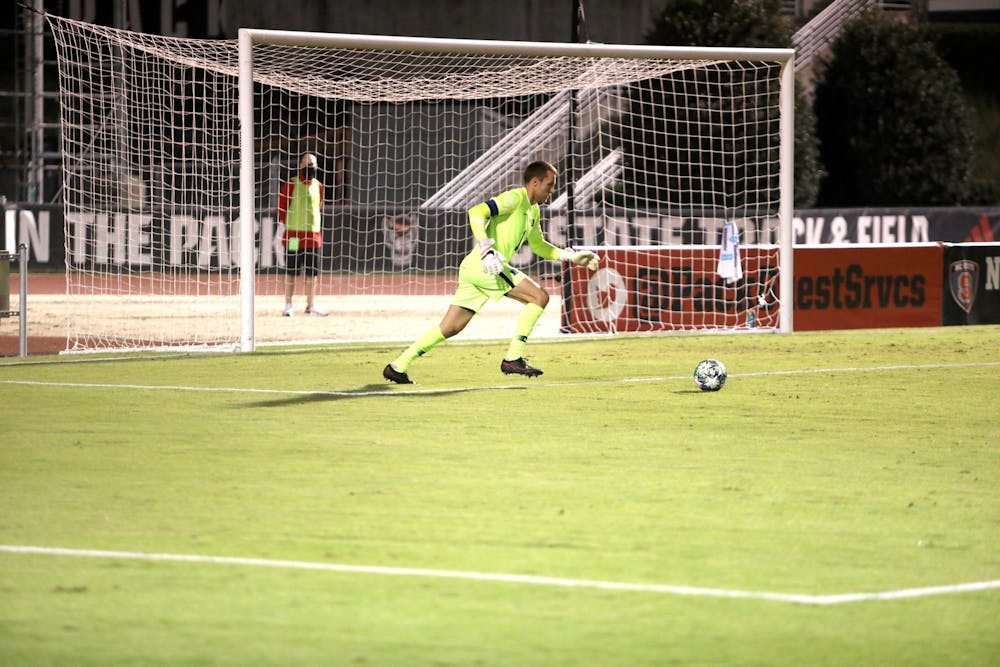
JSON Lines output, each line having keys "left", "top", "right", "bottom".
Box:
{"left": 2, "top": 360, "right": 999, "bottom": 397}
{"left": 2, "top": 545, "right": 998, "bottom": 606}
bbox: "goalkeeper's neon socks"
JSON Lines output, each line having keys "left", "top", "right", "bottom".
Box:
{"left": 504, "top": 302, "right": 545, "bottom": 360}
{"left": 501, "top": 358, "right": 543, "bottom": 377}
{"left": 391, "top": 325, "right": 446, "bottom": 372}
{"left": 383, "top": 364, "right": 414, "bottom": 384}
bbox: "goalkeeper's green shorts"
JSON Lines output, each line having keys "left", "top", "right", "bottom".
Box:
{"left": 451, "top": 263, "right": 528, "bottom": 313}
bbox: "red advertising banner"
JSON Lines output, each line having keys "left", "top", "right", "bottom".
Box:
{"left": 561, "top": 244, "right": 944, "bottom": 333}
{"left": 561, "top": 246, "right": 781, "bottom": 333}
{"left": 792, "top": 245, "right": 942, "bottom": 330}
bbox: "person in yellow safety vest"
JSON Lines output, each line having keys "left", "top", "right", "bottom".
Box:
{"left": 277, "top": 153, "right": 327, "bottom": 316}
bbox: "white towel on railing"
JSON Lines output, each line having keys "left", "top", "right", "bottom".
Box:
{"left": 717, "top": 220, "right": 743, "bottom": 284}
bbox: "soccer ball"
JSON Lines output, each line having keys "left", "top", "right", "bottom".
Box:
{"left": 693, "top": 359, "right": 727, "bottom": 392}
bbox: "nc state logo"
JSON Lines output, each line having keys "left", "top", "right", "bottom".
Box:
{"left": 949, "top": 260, "right": 979, "bottom": 313}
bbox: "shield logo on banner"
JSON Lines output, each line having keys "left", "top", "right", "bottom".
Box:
{"left": 949, "top": 260, "right": 979, "bottom": 313}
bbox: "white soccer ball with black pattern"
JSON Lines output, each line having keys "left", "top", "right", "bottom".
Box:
{"left": 693, "top": 359, "right": 727, "bottom": 392}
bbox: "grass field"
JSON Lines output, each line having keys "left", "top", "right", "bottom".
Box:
{"left": 1, "top": 326, "right": 998, "bottom": 666}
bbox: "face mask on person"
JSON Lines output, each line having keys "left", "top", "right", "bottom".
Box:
{"left": 301, "top": 166, "right": 317, "bottom": 181}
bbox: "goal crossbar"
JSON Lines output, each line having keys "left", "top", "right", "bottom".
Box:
{"left": 241, "top": 29, "right": 794, "bottom": 62}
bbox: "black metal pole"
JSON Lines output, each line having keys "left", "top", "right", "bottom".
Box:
{"left": 566, "top": 0, "right": 587, "bottom": 248}
{"left": 560, "top": 0, "right": 586, "bottom": 333}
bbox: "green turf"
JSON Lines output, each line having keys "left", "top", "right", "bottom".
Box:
{"left": 1, "top": 327, "right": 998, "bottom": 665}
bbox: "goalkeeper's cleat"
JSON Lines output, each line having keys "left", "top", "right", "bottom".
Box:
{"left": 500, "top": 358, "right": 543, "bottom": 377}
{"left": 383, "top": 363, "right": 414, "bottom": 385}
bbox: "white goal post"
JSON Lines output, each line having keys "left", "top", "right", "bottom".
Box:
{"left": 48, "top": 15, "right": 794, "bottom": 352}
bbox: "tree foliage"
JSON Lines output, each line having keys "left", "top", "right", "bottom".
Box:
{"left": 645, "top": 0, "right": 792, "bottom": 49}
{"left": 630, "top": 0, "right": 820, "bottom": 210}
{"left": 793, "top": 84, "right": 821, "bottom": 207}
{"left": 815, "top": 13, "right": 973, "bottom": 206}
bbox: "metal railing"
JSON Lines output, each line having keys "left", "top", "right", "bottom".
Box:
{"left": 548, "top": 148, "right": 623, "bottom": 212}
{"left": 793, "top": 0, "right": 872, "bottom": 70}
{"left": 419, "top": 87, "right": 620, "bottom": 211}
{"left": 793, "top": 0, "right": 912, "bottom": 71}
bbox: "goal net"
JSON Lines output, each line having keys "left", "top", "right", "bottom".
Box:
{"left": 47, "top": 14, "right": 793, "bottom": 352}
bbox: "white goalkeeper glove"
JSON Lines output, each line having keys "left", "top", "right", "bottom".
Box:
{"left": 560, "top": 247, "right": 600, "bottom": 271}
{"left": 479, "top": 238, "right": 504, "bottom": 275}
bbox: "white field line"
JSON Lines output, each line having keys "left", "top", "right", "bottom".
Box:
{"left": 1, "top": 360, "right": 999, "bottom": 397}
{"left": 1, "top": 545, "right": 997, "bottom": 606}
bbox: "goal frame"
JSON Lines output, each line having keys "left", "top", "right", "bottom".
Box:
{"left": 237, "top": 29, "right": 796, "bottom": 352}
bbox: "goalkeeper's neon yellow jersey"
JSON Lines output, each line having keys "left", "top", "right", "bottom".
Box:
{"left": 462, "top": 186, "right": 561, "bottom": 273}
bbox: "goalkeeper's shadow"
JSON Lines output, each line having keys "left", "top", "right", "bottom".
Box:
{"left": 241, "top": 383, "right": 520, "bottom": 407}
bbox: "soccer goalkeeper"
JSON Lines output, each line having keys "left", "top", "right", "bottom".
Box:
{"left": 383, "top": 160, "right": 600, "bottom": 384}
